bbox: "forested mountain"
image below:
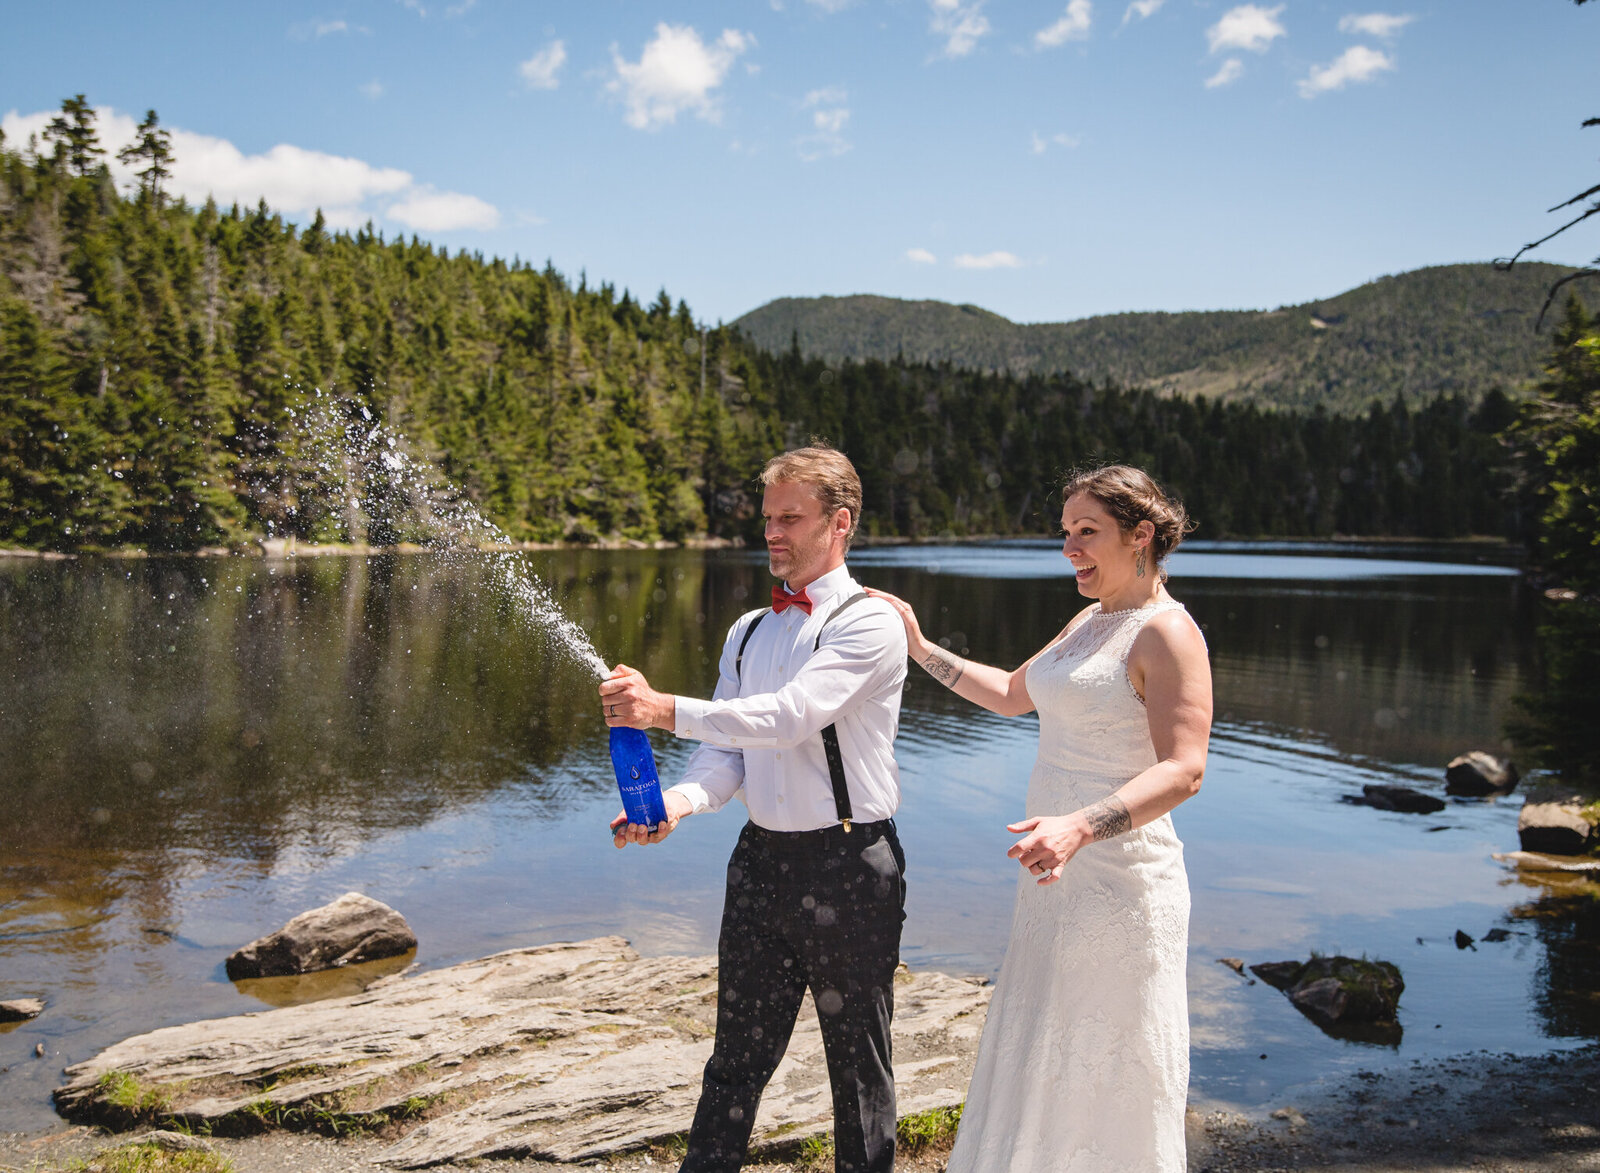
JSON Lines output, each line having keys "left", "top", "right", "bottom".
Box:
{"left": 733, "top": 263, "right": 1570, "bottom": 414}
{"left": 0, "top": 104, "right": 1540, "bottom": 551}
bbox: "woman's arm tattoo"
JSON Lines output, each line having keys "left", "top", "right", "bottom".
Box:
{"left": 921, "top": 647, "right": 965, "bottom": 688}
{"left": 1083, "top": 796, "right": 1133, "bottom": 841}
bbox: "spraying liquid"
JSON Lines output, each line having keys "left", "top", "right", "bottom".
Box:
{"left": 286, "top": 396, "right": 662, "bottom": 825}
{"left": 285, "top": 394, "right": 610, "bottom": 679}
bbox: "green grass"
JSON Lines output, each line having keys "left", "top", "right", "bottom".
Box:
{"left": 793, "top": 1134, "right": 833, "bottom": 1171}
{"left": 645, "top": 1132, "right": 689, "bottom": 1163}
{"left": 897, "top": 1104, "right": 963, "bottom": 1152}
{"left": 94, "top": 1073, "right": 178, "bottom": 1122}
{"left": 61, "top": 1142, "right": 234, "bottom": 1173}
{"left": 780, "top": 1105, "right": 964, "bottom": 1170}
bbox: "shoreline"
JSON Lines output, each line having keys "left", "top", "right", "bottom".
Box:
{"left": 5, "top": 1044, "right": 1595, "bottom": 1172}
{"left": 0, "top": 532, "right": 1527, "bottom": 562}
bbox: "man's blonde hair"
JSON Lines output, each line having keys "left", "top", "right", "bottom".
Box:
{"left": 760, "top": 443, "right": 863, "bottom": 548}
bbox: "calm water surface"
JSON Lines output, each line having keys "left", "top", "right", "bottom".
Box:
{"left": 0, "top": 542, "right": 1585, "bottom": 1132}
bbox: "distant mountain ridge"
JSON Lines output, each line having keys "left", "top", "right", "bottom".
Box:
{"left": 731, "top": 262, "right": 1571, "bottom": 413}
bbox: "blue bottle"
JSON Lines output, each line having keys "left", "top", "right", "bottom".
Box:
{"left": 610, "top": 726, "right": 669, "bottom": 830}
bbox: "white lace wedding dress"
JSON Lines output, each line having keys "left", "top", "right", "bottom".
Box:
{"left": 947, "top": 601, "right": 1195, "bottom": 1173}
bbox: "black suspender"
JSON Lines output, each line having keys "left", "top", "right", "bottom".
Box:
{"left": 734, "top": 591, "right": 871, "bottom": 832}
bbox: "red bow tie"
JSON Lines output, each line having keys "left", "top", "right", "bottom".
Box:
{"left": 772, "top": 585, "right": 813, "bottom": 615}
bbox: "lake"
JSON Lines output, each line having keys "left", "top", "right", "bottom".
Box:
{"left": 0, "top": 540, "right": 1587, "bottom": 1133}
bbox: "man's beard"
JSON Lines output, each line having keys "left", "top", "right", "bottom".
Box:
{"left": 769, "top": 528, "right": 828, "bottom": 583}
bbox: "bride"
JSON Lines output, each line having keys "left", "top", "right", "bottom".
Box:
{"left": 870, "top": 464, "right": 1212, "bottom": 1172}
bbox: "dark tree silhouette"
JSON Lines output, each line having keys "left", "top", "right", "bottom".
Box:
{"left": 117, "top": 109, "right": 174, "bottom": 209}
{"left": 42, "top": 94, "right": 103, "bottom": 176}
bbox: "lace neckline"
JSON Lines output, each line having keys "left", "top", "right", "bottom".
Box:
{"left": 1091, "top": 599, "right": 1176, "bottom": 618}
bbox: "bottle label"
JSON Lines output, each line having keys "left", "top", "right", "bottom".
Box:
{"left": 610, "top": 728, "right": 668, "bottom": 828}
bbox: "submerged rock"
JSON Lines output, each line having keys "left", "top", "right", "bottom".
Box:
{"left": 1493, "top": 850, "right": 1600, "bottom": 875}
{"left": 224, "top": 892, "right": 416, "bottom": 980}
{"left": 1353, "top": 784, "right": 1446, "bottom": 814}
{"left": 1, "top": 998, "right": 45, "bottom": 1022}
{"left": 1445, "top": 751, "right": 1519, "bottom": 796}
{"left": 56, "top": 936, "right": 990, "bottom": 1167}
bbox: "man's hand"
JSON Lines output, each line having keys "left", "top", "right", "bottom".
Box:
{"left": 599, "top": 663, "right": 676, "bottom": 731}
{"left": 610, "top": 790, "right": 694, "bottom": 848}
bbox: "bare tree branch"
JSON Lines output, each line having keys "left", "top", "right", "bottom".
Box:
{"left": 1549, "top": 184, "right": 1600, "bottom": 213}
{"left": 1534, "top": 268, "right": 1600, "bottom": 331}
{"left": 1496, "top": 201, "right": 1600, "bottom": 270}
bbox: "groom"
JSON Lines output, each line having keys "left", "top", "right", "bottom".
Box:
{"left": 600, "top": 444, "right": 909, "bottom": 1173}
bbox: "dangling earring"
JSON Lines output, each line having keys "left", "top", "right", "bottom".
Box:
{"left": 1135, "top": 546, "right": 1148, "bottom": 578}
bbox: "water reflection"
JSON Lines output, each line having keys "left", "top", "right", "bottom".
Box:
{"left": 0, "top": 543, "right": 1584, "bottom": 1131}
{"left": 232, "top": 952, "right": 416, "bottom": 1008}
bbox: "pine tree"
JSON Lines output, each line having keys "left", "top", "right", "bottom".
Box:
{"left": 116, "top": 109, "right": 174, "bottom": 209}
{"left": 43, "top": 95, "right": 103, "bottom": 177}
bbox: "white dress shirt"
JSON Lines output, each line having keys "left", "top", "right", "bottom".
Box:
{"left": 670, "top": 563, "right": 908, "bottom": 832}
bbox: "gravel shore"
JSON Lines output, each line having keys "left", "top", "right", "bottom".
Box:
{"left": 5, "top": 1046, "right": 1596, "bottom": 1173}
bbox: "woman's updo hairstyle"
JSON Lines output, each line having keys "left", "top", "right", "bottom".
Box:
{"left": 1061, "top": 464, "right": 1193, "bottom": 572}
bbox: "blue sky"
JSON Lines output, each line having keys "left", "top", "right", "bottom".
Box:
{"left": 5, "top": 1, "right": 1597, "bottom": 324}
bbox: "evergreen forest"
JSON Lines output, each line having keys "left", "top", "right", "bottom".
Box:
{"left": 0, "top": 102, "right": 1577, "bottom": 556}
{"left": 733, "top": 262, "right": 1572, "bottom": 414}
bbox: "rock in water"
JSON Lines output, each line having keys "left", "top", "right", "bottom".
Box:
{"left": 1250, "top": 956, "right": 1404, "bottom": 1036}
{"left": 1444, "top": 751, "right": 1519, "bottom": 796}
{"left": 1248, "top": 961, "right": 1305, "bottom": 992}
{"left": 0, "top": 998, "right": 45, "bottom": 1022}
{"left": 1517, "top": 792, "right": 1598, "bottom": 856}
{"left": 225, "top": 892, "right": 415, "bottom": 979}
{"left": 1357, "top": 784, "right": 1446, "bottom": 814}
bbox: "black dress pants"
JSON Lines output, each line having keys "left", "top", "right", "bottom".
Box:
{"left": 681, "top": 819, "right": 906, "bottom": 1173}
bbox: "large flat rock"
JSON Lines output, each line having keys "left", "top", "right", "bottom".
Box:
{"left": 55, "top": 937, "right": 990, "bottom": 1167}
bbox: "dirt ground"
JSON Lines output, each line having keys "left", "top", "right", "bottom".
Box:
{"left": 4, "top": 1046, "right": 1597, "bottom": 1173}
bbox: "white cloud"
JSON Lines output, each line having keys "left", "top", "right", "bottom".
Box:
{"left": 1030, "top": 130, "right": 1081, "bottom": 153}
{"left": 609, "top": 24, "right": 753, "bottom": 130}
{"left": 1035, "top": 0, "right": 1093, "bottom": 48}
{"left": 812, "top": 109, "right": 849, "bottom": 134}
{"left": 519, "top": 40, "right": 566, "bottom": 89}
{"left": 929, "top": 0, "right": 991, "bottom": 59}
{"left": 906, "top": 248, "right": 938, "bottom": 264}
{"left": 360, "top": 80, "right": 385, "bottom": 100}
{"left": 1123, "top": 0, "right": 1164, "bottom": 22}
{"left": 954, "top": 251, "right": 1023, "bottom": 269}
{"left": 1338, "top": 12, "right": 1414, "bottom": 39}
{"left": 797, "top": 87, "right": 850, "bottom": 161}
{"left": 1298, "top": 44, "right": 1395, "bottom": 97}
{"left": 806, "top": 0, "right": 855, "bottom": 10}
{"left": 1207, "top": 4, "right": 1286, "bottom": 54}
{"left": 388, "top": 187, "right": 500, "bottom": 231}
{"left": 290, "top": 18, "right": 352, "bottom": 39}
{"left": 1204, "top": 58, "right": 1245, "bottom": 88}
{"left": 0, "top": 105, "right": 500, "bottom": 234}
